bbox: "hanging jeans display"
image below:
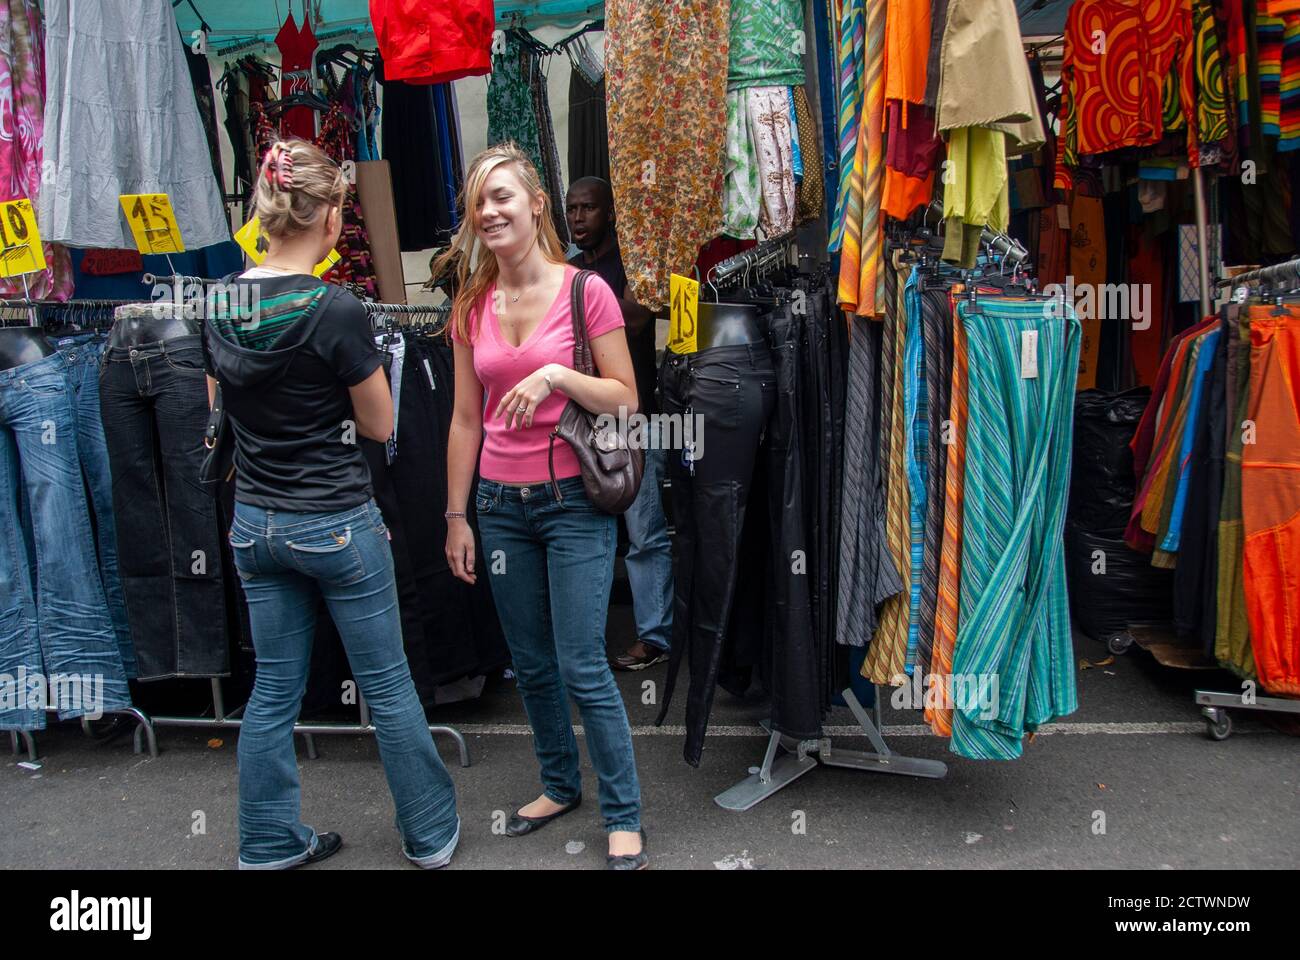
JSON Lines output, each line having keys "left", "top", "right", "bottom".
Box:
{"left": 0, "top": 353, "right": 132, "bottom": 730}
{"left": 54, "top": 333, "right": 135, "bottom": 678}
{"left": 99, "top": 335, "right": 231, "bottom": 679}
{"left": 656, "top": 342, "right": 776, "bottom": 765}
{"left": 949, "top": 298, "right": 1081, "bottom": 761}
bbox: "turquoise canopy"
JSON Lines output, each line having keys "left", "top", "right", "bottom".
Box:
{"left": 171, "top": 0, "right": 1072, "bottom": 46}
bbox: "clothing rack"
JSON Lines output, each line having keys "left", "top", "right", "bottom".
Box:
{"left": 1188, "top": 258, "right": 1300, "bottom": 739}
{"left": 1216, "top": 258, "right": 1300, "bottom": 290}
{"left": 706, "top": 243, "right": 949, "bottom": 807}
{"left": 924, "top": 199, "right": 1031, "bottom": 268}
{"left": 6, "top": 277, "right": 470, "bottom": 766}
{"left": 708, "top": 232, "right": 796, "bottom": 285}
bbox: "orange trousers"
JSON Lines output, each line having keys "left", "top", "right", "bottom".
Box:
{"left": 1242, "top": 309, "right": 1300, "bottom": 696}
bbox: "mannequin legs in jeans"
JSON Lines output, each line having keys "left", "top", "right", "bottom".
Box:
{"left": 475, "top": 476, "right": 642, "bottom": 846}
{"left": 230, "top": 499, "right": 460, "bottom": 869}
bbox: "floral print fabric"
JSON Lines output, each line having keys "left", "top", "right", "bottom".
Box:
{"left": 749, "top": 86, "right": 796, "bottom": 236}
{"left": 728, "top": 0, "right": 806, "bottom": 89}
{"left": 606, "top": 0, "right": 730, "bottom": 308}
{"left": 0, "top": 0, "right": 71, "bottom": 299}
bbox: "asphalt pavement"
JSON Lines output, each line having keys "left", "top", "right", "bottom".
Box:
{"left": 4, "top": 599, "right": 1296, "bottom": 870}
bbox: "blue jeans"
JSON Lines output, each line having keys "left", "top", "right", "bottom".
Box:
{"left": 0, "top": 353, "right": 132, "bottom": 730}
{"left": 54, "top": 334, "right": 136, "bottom": 678}
{"left": 621, "top": 446, "right": 673, "bottom": 651}
{"left": 476, "top": 476, "right": 642, "bottom": 832}
{"left": 229, "top": 499, "right": 459, "bottom": 869}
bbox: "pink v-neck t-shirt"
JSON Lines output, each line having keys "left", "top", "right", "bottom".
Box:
{"left": 452, "top": 266, "right": 624, "bottom": 483}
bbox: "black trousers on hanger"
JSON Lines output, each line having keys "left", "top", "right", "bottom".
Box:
{"left": 762, "top": 307, "right": 820, "bottom": 740}
{"left": 655, "top": 342, "right": 775, "bottom": 766}
{"left": 99, "top": 335, "right": 231, "bottom": 679}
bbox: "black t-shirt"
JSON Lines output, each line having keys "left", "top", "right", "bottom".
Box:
{"left": 569, "top": 244, "right": 658, "bottom": 415}
{"left": 202, "top": 275, "right": 384, "bottom": 511}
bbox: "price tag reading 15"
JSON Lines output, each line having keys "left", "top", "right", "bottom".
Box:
{"left": 668, "top": 273, "right": 698, "bottom": 355}
{"left": 119, "top": 193, "right": 186, "bottom": 255}
{"left": 0, "top": 199, "right": 46, "bottom": 278}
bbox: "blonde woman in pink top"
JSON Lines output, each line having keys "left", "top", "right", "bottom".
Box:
{"left": 437, "top": 143, "right": 648, "bottom": 869}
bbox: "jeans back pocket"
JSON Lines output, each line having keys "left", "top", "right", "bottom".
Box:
{"left": 285, "top": 525, "right": 367, "bottom": 586}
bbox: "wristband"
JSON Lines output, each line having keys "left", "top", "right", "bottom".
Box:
{"left": 445, "top": 511, "right": 466, "bottom": 520}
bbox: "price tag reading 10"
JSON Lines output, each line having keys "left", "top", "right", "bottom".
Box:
{"left": 0, "top": 199, "right": 46, "bottom": 278}
{"left": 668, "top": 273, "right": 699, "bottom": 355}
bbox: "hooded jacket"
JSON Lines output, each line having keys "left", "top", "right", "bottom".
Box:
{"left": 203, "top": 275, "right": 383, "bottom": 511}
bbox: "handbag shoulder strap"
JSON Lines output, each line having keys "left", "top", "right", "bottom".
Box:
{"left": 569, "top": 269, "right": 596, "bottom": 377}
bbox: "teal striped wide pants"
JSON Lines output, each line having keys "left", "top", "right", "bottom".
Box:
{"left": 949, "top": 298, "right": 1081, "bottom": 760}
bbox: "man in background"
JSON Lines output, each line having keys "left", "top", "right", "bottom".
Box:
{"left": 566, "top": 177, "right": 673, "bottom": 670}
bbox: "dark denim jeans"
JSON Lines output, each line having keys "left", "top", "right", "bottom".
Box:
{"left": 475, "top": 475, "right": 641, "bottom": 832}
{"left": 0, "top": 353, "right": 132, "bottom": 730}
{"left": 99, "top": 335, "right": 230, "bottom": 679}
{"left": 54, "top": 333, "right": 136, "bottom": 678}
{"left": 230, "top": 499, "right": 459, "bottom": 869}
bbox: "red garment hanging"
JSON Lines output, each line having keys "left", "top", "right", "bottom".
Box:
{"left": 369, "top": 0, "right": 493, "bottom": 84}
{"left": 275, "top": 9, "right": 318, "bottom": 141}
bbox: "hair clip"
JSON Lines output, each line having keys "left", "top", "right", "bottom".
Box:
{"left": 276, "top": 151, "right": 295, "bottom": 190}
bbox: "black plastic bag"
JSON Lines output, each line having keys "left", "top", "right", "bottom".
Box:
{"left": 1068, "top": 387, "right": 1151, "bottom": 536}
{"left": 1065, "top": 522, "right": 1174, "bottom": 640}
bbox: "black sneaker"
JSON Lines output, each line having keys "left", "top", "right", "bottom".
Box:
{"left": 611, "top": 644, "right": 668, "bottom": 671}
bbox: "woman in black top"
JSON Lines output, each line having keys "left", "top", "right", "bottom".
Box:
{"left": 204, "top": 139, "right": 459, "bottom": 869}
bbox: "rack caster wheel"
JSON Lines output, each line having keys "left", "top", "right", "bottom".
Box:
{"left": 1202, "top": 707, "right": 1233, "bottom": 741}
{"left": 1106, "top": 633, "right": 1134, "bottom": 656}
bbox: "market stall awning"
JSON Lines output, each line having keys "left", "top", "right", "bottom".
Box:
{"left": 175, "top": 0, "right": 1071, "bottom": 46}
{"left": 172, "top": 0, "right": 603, "bottom": 44}
{"left": 1017, "top": 0, "right": 1072, "bottom": 36}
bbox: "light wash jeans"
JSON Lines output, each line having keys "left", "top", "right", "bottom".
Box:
{"left": 621, "top": 447, "right": 673, "bottom": 652}
{"left": 0, "top": 352, "right": 131, "bottom": 730}
{"left": 475, "top": 476, "right": 642, "bottom": 833}
{"left": 229, "top": 499, "right": 459, "bottom": 869}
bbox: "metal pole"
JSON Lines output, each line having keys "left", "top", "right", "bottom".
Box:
{"left": 1193, "top": 166, "right": 1213, "bottom": 317}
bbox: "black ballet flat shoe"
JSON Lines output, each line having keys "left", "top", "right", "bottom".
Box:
{"left": 606, "top": 829, "right": 648, "bottom": 870}
{"left": 296, "top": 832, "right": 343, "bottom": 868}
{"left": 504, "top": 796, "right": 582, "bottom": 837}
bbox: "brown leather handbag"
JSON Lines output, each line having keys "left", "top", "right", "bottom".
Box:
{"left": 547, "top": 270, "right": 644, "bottom": 513}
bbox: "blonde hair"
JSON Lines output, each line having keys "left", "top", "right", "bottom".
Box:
{"left": 432, "top": 142, "right": 567, "bottom": 344}
{"left": 253, "top": 139, "right": 346, "bottom": 239}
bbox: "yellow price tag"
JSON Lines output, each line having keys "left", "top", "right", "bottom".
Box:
{"left": 0, "top": 199, "right": 46, "bottom": 278}
{"left": 119, "top": 193, "right": 186, "bottom": 255}
{"left": 312, "top": 248, "right": 340, "bottom": 278}
{"left": 235, "top": 216, "right": 340, "bottom": 278}
{"left": 668, "top": 273, "right": 699, "bottom": 355}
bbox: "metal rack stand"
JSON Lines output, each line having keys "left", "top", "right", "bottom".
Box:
{"left": 9, "top": 706, "right": 158, "bottom": 764}
{"left": 1188, "top": 257, "right": 1300, "bottom": 740}
{"left": 1195, "top": 688, "right": 1300, "bottom": 741}
{"left": 715, "top": 688, "right": 948, "bottom": 811}
{"left": 137, "top": 679, "right": 471, "bottom": 767}
{"left": 6, "top": 282, "right": 471, "bottom": 766}
{"left": 706, "top": 232, "right": 796, "bottom": 287}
